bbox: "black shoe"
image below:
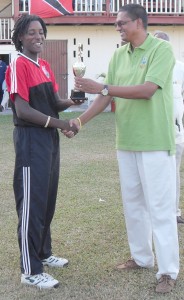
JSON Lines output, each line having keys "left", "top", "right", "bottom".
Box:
{"left": 177, "top": 216, "right": 184, "bottom": 224}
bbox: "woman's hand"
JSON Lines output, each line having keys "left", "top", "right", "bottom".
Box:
{"left": 61, "top": 118, "right": 81, "bottom": 138}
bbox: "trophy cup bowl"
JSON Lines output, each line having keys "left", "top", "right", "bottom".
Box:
{"left": 70, "top": 44, "right": 88, "bottom": 103}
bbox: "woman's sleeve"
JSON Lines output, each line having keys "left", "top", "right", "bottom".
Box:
{"left": 6, "top": 58, "right": 30, "bottom": 102}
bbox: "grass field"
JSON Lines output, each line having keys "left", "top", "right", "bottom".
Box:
{"left": 0, "top": 112, "right": 184, "bottom": 300}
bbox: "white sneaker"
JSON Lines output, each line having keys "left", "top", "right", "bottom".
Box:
{"left": 42, "top": 255, "right": 69, "bottom": 268}
{"left": 21, "top": 272, "right": 59, "bottom": 289}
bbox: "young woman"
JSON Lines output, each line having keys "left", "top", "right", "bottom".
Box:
{"left": 6, "top": 14, "right": 79, "bottom": 289}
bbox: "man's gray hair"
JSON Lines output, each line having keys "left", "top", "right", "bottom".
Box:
{"left": 154, "top": 31, "right": 170, "bottom": 41}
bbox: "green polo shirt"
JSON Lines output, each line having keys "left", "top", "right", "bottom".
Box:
{"left": 105, "top": 33, "right": 175, "bottom": 154}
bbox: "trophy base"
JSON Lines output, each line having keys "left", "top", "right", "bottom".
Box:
{"left": 70, "top": 90, "right": 88, "bottom": 104}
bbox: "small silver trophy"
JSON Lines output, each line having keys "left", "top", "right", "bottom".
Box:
{"left": 70, "top": 43, "right": 87, "bottom": 103}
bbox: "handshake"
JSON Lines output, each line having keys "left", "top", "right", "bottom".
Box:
{"left": 60, "top": 118, "right": 81, "bottom": 138}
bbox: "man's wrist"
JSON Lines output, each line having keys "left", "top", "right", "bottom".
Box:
{"left": 100, "top": 84, "right": 109, "bottom": 96}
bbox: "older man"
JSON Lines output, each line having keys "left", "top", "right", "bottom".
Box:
{"left": 154, "top": 30, "right": 184, "bottom": 224}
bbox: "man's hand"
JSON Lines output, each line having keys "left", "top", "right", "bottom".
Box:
{"left": 61, "top": 119, "right": 78, "bottom": 137}
{"left": 62, "top": 118, "right": 81, "bottom": 138}
{"left": 75, "top": 77, "right": 103, "bottom": 94}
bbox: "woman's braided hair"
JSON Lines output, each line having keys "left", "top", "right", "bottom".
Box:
{"left": 12, "top": 14, "right": 47, "bottom": 52}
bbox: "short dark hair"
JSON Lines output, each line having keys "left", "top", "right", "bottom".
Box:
{"left": 119, "top": 4, "right": 148, "bottom": 30}
{"left": 12, "top": 14, "right": 47, "bottom": 52}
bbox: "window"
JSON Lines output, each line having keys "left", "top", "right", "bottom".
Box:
{"left": 19, "top": 0, "right": 29, "bottom": 12}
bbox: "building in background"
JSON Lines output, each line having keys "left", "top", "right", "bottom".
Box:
{"left": 0, "top": 0, "right": 184, "bottom": 101}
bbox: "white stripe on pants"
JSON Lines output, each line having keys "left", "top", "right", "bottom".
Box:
{"left": 117, "top": 150, "right": 179, "bottom": 280}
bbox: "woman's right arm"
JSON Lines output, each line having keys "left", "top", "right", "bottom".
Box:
{"left": 14, "top": 94, "right": 78, "bottom": 133}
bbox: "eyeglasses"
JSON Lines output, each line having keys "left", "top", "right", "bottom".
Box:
{"left": 114, "top": 19, "right": 137, "bottom": 27}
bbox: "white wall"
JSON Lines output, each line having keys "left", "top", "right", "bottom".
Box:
{"left": 0, "top": 44, "right": 17, "bottom": 61}
{"left": 2, "top": 24, "right": 184, "bottom": 97}
{"left": 47, "top": 24, "right": 184, "bottom": 96}
{"left": 46, "top": 25, "right": 121, "bottom": 96}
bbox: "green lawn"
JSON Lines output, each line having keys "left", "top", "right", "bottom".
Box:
{"left": 0, "top": 112, "right": 184, "bottom": 300}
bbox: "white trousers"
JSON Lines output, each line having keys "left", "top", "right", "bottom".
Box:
{"left": 117, "top": 150, "right": 179, "bottom": 280}
{"left": 176, "top": 143, "right": 184, "bottom": 216}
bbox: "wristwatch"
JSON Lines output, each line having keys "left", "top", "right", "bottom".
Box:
{"left": 101, "top": 85, "right": 109, "bottom": 96}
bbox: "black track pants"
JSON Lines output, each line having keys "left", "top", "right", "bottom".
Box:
{"left": 13, "top": 126, "right": 60, "bottom": 275}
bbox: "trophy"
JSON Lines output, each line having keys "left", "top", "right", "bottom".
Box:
{"left": 70, "top": 43, "right": 88, "bottom": 103}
